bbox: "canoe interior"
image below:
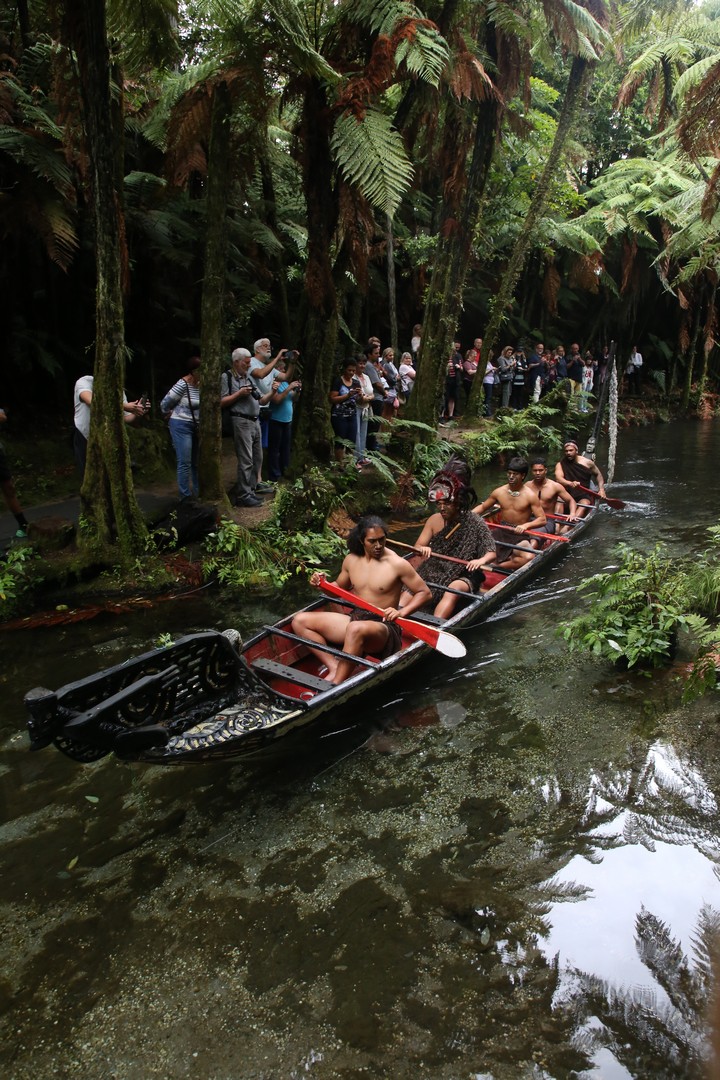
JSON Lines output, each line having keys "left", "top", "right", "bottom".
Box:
{"left": 23, "top": 506, "right": 596, "bottom": 764}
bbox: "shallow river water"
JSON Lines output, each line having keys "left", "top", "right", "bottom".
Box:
{"left": 2, "top": 423, "right": 720, "bottom": 1079}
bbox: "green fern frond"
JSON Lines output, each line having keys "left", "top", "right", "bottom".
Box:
{"left": 673, "top": 52, "right": 720, "bottom": 102}
{"left": 141, "top": 60, "right": 220, "bottom": 149}
{"left": 40, "top": 200, "right": 79, "bottom": 269}
{"left": 0, "top": 128, "right": 74, "bottom": 195}
{"left": 394, "top": 23, "right": 449, "bottom": 87}
{"left": 486, "top": 0, "right": 532, "bottom": 45}
{"left": 107, "top": 0, "right": 179, "bottom": 74}
{"left": 263, "top": 0, "right": 342, "bottom": 84}
{"left": 331, "top": 108, "right": 413, "bottom": 216}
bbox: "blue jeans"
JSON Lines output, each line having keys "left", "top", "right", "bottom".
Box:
{"left": 168, "top": 418, "right": 198, "bottom": 498}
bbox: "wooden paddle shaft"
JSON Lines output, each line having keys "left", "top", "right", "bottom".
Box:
{"left": 386, "top": 538, "right": 471, "bottom": 567}
{"left": 487, "top": 521, "right": 568, "bottom": 544}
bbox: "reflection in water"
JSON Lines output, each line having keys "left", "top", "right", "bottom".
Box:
{"left": 561, "top": 903, "right": 718, "bottom": 1079}
{"left": 1, "top": 423, "right": 720, "bottom": 1078}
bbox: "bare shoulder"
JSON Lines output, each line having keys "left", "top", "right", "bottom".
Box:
{"left": 384, "top": 548, "right": 409, "bottom": 570}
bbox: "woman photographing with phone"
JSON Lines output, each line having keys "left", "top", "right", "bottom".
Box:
{"left": 160, "top": 356, "right": 201, "bottom": 499}
{"left": 329, "top": 358, "right": 361, "bottom": 464}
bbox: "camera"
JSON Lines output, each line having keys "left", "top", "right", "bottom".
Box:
{"left": 250, "top": 387, "right": 262, "bottom": 401}
{"left": 284, "top": 349, "right": 299, "bottom": 363}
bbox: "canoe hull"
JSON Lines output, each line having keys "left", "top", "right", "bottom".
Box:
{"left": 24, "top": 508, "right": 597, "bottom": 765}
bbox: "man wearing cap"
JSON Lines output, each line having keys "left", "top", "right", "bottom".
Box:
{"left": 472, "top": 457, "right": 546, "bottom": 570}
{"left": 405, "top": 462, "right": 497, "bottom": 618}
{"left": 554, "top": 440, "right": 606, "bottom": 516}
{"left": 222, "top": 348, "right": 277, "bottom": 508}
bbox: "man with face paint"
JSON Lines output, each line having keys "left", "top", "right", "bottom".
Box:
{"left": 405, "top": 459, "right": 496, "bottom": 618}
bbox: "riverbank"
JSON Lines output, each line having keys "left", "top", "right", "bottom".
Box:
{"left": 1, "top": 384, "right": 713, "bottom": 622}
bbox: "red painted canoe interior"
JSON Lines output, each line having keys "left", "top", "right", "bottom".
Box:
{"left": 242, "top": 600, "right": 395, "bottom": 701}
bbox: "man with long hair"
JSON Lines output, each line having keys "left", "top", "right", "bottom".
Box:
{"left": 292, "top": 516, "right": 431, "bottom": 685}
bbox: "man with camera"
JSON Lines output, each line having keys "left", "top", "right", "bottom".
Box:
{"left": 222, "top": 348, "right": 277, "bottom": 508}
{"left": 249, "top": 338, "right": 290, "bottom": 493}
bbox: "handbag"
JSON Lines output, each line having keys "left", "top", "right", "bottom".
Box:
{"left": 221, "top": 369, "right": 234, "bottom": 437}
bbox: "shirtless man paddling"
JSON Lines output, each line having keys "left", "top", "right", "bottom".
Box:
{"left": 554, "top": 439, "right": 605, "bottom": 516}
{"left": 526, "top": 457, "right": 579, "bottom": 534}
{"left": 471, "top": 457, "right": 546, "bottom": 570}
{"left": 292, "top": 516, "right": 431, "bottom": 685}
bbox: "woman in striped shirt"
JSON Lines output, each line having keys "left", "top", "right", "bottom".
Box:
{"left": 161, "top": 357, "right": 201, "bottom": 498}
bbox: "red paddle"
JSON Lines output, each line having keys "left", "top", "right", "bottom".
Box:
{"left": 486, "top": 521, "right": 569, "bottom": 544}
{"left": 316, "top": 579, "right": 467, "bottom": 658}
{"left": 573, "top": 483, "right": 625, "bottom": 509}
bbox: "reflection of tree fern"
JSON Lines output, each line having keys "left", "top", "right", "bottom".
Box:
{"left": 564, "top": 904, "right": 717, "bottom": 1077}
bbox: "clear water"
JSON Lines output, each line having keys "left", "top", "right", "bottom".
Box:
{"left": 1, "top": 423, "right": 718, "bottom": 1079}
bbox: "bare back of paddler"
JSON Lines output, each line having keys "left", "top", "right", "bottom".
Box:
{"left": 291, "top": 516, "right": 431, "bottom": 685}
{"left": 554, "top": 439, "right": 605, "bottom": 517}
{"left": 471, "top": 457, "right": 546, "bottom": 570}
{"left": 527, "top": 457, "right": 579, "bottom": 535}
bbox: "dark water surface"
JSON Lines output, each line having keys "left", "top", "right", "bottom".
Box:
{"left": 2, "top": 423, "right": 719, "bottom": 1079}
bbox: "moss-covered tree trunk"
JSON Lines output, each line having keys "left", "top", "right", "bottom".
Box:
{"left": 70, "top": 0, "right": 146, "bottom": 556}
{"left": 681, "top": 286, "right": 703, "bottom": 410}
{"left": 259, "top": 152, "right": 292, "bottom": 344}
{"left": 697, "top": 277, "right": 717, "bottom": 398}
{"left": 408, "top": 92, "right": 500, "bottom": 431}
{"left": 471, "top": 56, "right": 594, "bottom": 410}
{"left": 198, "top": 80, "right": 232, "bottom": 504}
{"left": 291, "top": 79, "right": 339, "bottom": 470}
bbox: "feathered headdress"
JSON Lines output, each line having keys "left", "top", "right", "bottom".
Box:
{"left": 427, "top": 455, "right": 475, "bottom": 508}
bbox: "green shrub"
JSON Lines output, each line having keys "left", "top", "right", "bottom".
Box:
{"left": 560, "top": 539, "right": 720, "bottom": 701}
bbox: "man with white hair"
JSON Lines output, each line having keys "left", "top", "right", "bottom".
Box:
{"left": 221, "top": 348, "right": 276, "bottom": 507}
{"left": 249, "top": 338, "right": 286, "bottom": 492}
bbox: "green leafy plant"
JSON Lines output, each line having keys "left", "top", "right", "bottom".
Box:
{"left": 561, "top": 544, "right": 691, "bottom": 668}
{"left": 202, "top": 518, "right": 345, "bottom": 592}
{"left": 459, "top": 400, "right": 565, "bottom": 466}
{"left": 0, "top": 545, "right": 36, "bottom": 617}
{"left": 411, "top": 437, "right": 456, "bottom": 486}
{"left": 560, "top": 539, "right": 720, "bottom": 700}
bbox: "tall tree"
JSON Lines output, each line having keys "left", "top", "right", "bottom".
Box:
{"left": 63, "top": 0, "right": 148, "bottom": 554}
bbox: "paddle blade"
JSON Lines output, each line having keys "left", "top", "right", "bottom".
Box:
{"left": 604, "top": 495, "right": 625, "bottom": 509}
{"left": 433, "top": 629, "right": 467, "bottom": 658}
{"left": 396, "top": 616, "right": 466, "bottom": 657}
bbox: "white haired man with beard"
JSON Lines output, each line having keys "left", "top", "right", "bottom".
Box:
{"left": 249, "top": 337, "right": 287, "bottom": 493}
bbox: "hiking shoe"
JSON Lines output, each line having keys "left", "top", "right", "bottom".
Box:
{"left": 236, "top": 494, "right": 263, "bottom": 508}
{"left": 255, "top": 481, "right": 275, "bottom": 494}
{"left": 15, "top": 528, "right": 27, "bottom": 538}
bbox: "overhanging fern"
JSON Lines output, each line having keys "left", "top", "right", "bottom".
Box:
{"left": 331, "top": 107, "right": 413, "bottom": 216}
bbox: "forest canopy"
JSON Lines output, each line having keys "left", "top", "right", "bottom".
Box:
{"left": 2, "top": 0, "right": 719, "bottom": 541}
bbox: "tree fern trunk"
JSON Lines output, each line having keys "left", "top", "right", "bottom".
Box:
{"left": 473, "top": 56, "right": 594, "bottom": 407}
{"left": 386, "top": 214, "right": 398, "bottom": 354}
{"left": 682, "top": 287, "right": 703, "bottom": 410}
{"left": 291, "top": 79, "right": 338, "bottom": 469}
{"left": 198, "top": 80, "right": 232, "bottom": 504}
{"left": 698, "top": 277, "right": 716, "bottom": 397}
{"left": 409, "top": 93, "right": 500, "bottom": 432}
{"left": 69, "top": 0, "right": 146, "bottom": 557}
{"left": 259, "top": 152, "right": 292, "bottom": 344}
